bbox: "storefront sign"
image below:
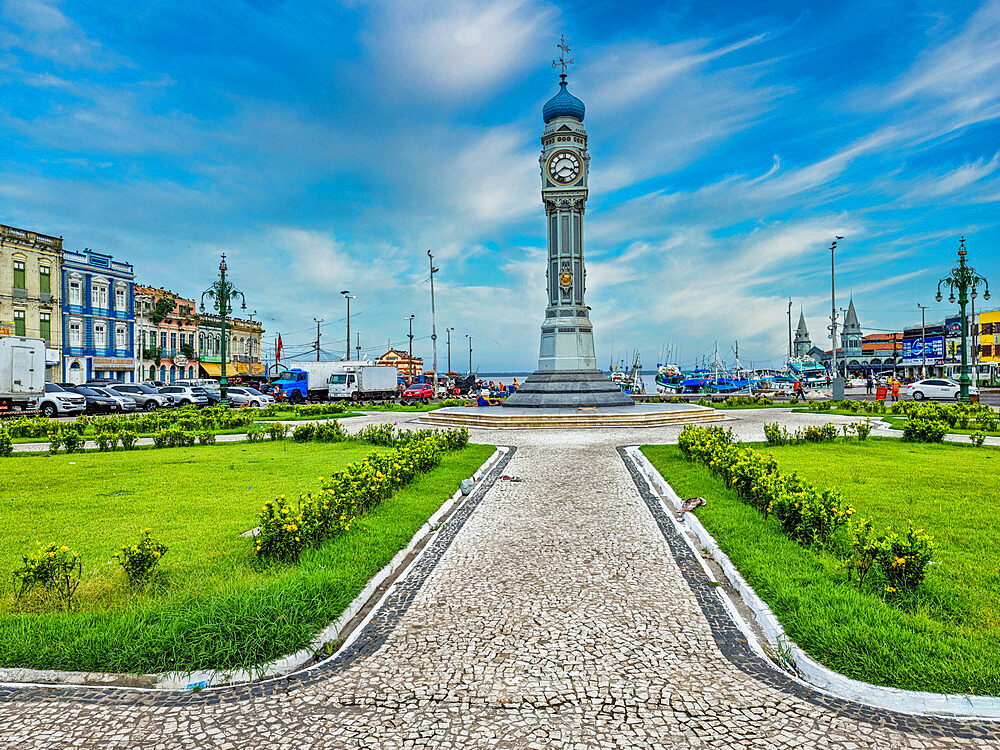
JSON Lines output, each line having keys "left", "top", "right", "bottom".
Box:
{"left": 902, "top": 336, "right": 944, "bottom": 363}
{"left": 45, "top": 348, "right": 60, "bottom": 366}
{"left": 0, "top": 322, "right": 13, "bottom": 337}
{"left": 92, "top": 357, "right": 135, "bottom": 370}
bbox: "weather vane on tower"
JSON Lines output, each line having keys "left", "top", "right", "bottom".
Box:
{"left": 552, "top": 34, "right": 574, "bottom": 79}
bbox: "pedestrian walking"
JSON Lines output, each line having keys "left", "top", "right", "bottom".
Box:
{"left": 866, "top": 374, "right": 874, "bottom": 395}
{"left": 891, "top": 377, "right": 901, "bottom": 403}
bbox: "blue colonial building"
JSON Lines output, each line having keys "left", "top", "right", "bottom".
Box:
{"left": 61, "top": 248, "right": 136, "bottom": 383}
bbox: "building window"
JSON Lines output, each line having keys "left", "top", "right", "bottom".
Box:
{"left": 39, "top": 313, "right": 51, "bottom": 345}
{"left": 13, "top": 310, "right": 26, "bottom": 336}
{"left": 115, "top": 285, "right": 126, "bottom": 312}
{"left": 69, "top": 279, "right": 82, "bottom": 305}
{"left": 94, "top": 322, "right": 107, "bottom": 349}
{"left": 69, "top": 320, "right": 82, "bottom": 347}
{"left": 170, "top": 332, "right": 177, "bottom": 352}
{"left": 39, "top": 266, "right": 51, "bottom": 294}
{"left": 160, "top": 331, "right": 167, "bottom": 349}
{"left": 13, "top": 260, "right": 26, "bottom": 290}
{"left": 92, "top": 281, "right": 109, "bottom": 309}
{"left": 198, "top": 333, "right": 204, "bottom": 354}
{"left": 116, "top": 325, "right": 127, "bottom": 350}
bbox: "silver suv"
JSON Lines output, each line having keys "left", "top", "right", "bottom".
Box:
{"left": 108, "top": 383, "right": 171, "bottom": 411}
{"left": 37, "top": 383, "right": 87, "bottom": 418}
{"left": 225, "top": 387, "right": 275, "bottom": 407}
{"left": 158, "top": 385, "right": 210, "bottom": 407}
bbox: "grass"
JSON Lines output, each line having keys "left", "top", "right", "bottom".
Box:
{"left": 790, "top": 408, "right": 1000, "bottom": 436}
{"left": 0, "top": 440, "right": 494, "bottom": 673}
{"left": 642, "top": 439, "right": 1000, "bottom": 695}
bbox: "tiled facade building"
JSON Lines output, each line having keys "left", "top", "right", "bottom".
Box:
{"left": 61, "top": 248, "right": 135, "bottom": 383}
{"left": 0, "top": 223, "right": 64, "bottom": 381}
{"left": 134, "top": 285, "right": 199, "bottom": 383}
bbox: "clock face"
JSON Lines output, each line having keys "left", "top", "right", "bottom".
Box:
{"left": 547, "top": 149, "right": 581, "bottom": 184}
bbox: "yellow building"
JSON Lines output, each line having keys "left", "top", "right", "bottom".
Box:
{"left": 979, "top": 309, "right": 1000, "bottom": 362}
{"left": 0, "top": 223, "right": 64, "bottom": 381}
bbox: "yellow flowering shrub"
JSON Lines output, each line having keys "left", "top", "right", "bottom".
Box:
{"left": 115, "top": 528, "right": 169, "bottom": 587}
{"left": 12, "top": 543, "right": 82, "bottom": 610}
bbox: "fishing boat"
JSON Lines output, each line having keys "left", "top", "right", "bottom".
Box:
{"left": 787, "top": 357, "right": 828, "bottom": 387}
{"left": 610, "top": 353, "right": 645, "bottom": 394}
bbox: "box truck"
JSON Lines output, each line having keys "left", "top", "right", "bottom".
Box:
{"left": 0, "top": 336, "right": 46, "bottom": 411}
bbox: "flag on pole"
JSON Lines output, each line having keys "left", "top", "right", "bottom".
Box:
{"left": 276, "top": 334, "right": 283, "bottom": 363}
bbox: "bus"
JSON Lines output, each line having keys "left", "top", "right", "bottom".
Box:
{"left": 941, "top": 362, "right": 1000, "bottom": 387}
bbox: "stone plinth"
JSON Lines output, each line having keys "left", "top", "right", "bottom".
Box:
{"left": 418, "top": 402, "right": 722, "bottom": 430}
{"left": 501, "top": 369, "right": 633, "bottom": 408}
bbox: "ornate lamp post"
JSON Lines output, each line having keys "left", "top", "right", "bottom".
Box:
{"left": 936, "top": 237, "right": 989, "bottom": 402}
{"left": 200, "top": 254, "right": 247, "bottom": 405}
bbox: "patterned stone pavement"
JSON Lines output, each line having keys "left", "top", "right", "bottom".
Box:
{"left": 3, "top": 414, "right": 998, "bottom": 748}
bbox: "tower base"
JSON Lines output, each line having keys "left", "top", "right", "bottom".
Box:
{"left": 502, "top": 369, "right": 634, "bottom": 408}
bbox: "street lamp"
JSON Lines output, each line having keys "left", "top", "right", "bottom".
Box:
{"left": 446, "top": 327, "right": 455, "bottom": 374}
{"left": 199, "top": 254, "right": 247, "bottom": 405}
{"left": 829, "top": 237, "right": 844, "bottom": 398}
{"left": 465, "top": 333, "right": 473, "bottom": 374}
{"left": 340, "top": 291, "right": 355, "bottom": 361}
{"left": 405, "top": 314, "right": 415, "bottom": 380}
{"left": 427, "top": 250, "right": 439, "bottom": 398}
{"left": 936, "top": 237, "right": 990, "bottom": 402}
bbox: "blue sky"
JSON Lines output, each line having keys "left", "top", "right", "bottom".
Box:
{"left": 2, "top": 0, "right": 999, "bottom": 371}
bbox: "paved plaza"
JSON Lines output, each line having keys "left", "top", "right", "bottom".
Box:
{"left": 3, "top": 410, "right": 999, "bottom": 748}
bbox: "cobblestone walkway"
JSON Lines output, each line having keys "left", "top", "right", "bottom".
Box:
{"left": 3, "top": 425, "right": 999, "bottom": 748}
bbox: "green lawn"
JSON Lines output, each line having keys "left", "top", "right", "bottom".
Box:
{"left": 790, "top": 408, "right": 1000, "bottom": 436}
{"left": 0, "top": 440, "right": 494, "bottom": 673}
{"left": 642, "top": 439, "right": 1000, "bottom": 695}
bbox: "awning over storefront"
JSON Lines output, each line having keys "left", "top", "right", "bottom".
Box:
{"left": 199, "top": 362, "right": 226, "bottom": 377}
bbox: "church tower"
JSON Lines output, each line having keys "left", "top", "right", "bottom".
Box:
{"left": 793, "top": 310, "right": 811, "bottom": 359}
{"left": 503, "top": 38, "right": 632, "bottom": 408}
{"left": 842, "top": 297, "right": 862, "bottom": 356}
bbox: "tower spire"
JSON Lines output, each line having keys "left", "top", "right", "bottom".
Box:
{"left": 552, "top": 34, "right": 575, "bottom": 79}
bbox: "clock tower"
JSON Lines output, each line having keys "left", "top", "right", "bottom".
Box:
{"left": 504, "top": 39, "right": 633, "bottom": 408}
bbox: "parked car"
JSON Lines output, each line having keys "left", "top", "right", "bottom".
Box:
{"left": 143, "top": 380, "right": 167, "bottom": 388}
{"left": 401, "top": 383, "right": 434, "bottom": 404}
{"left": 903, "top": 378, "right": 980, "bottom": 401}
{"left": 158, "top": 385, "right": 210, "bottom": 407}
{"left": 63, "top": 385, "right": 121, "bottom": 414}
{"left": 107, "top": 383, "right": 171, "bottom": 411}
{"left": 195, "top": 386, "right": 222, "bottom": 406}
{"left": 226, "top": 386, "right": 275, "bottom": 407}
{"left": 90, "top": 387, "right": 137, "bottom": 412}
{"left": 36, "top": 382, "right": 88, "bottom": 417}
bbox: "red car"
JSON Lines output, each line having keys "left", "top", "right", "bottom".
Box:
{"left": 401, "top": 383, "right": 434, "bottom": 403}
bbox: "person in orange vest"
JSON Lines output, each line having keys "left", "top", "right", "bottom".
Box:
{"left": 890, "top": 376, "right": 901, "bottom": 403}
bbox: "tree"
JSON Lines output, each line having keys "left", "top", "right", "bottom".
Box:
{"left": 150, "top": 295, "right": 176, "bottom": 326}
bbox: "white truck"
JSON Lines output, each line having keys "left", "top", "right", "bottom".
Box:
{"left": 327, "top": 365, "right": 399, "bottom": 402}
{"left": 0, "top": 336, "right": 46, "bottom": 411}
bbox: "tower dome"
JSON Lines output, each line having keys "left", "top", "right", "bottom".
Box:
{"left": 543, "top": 75, "right": 585, "bottom": 123}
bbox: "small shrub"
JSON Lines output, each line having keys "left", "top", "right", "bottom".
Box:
{"left": 854, "top": 419, "right": 872, "bottom": 441}
{"left": 971, "top": 431, "right": 986, "bottom": 447}
{"left": 845, "top": 517, "right": 880, "bottom": 585}
{"left": 61, "top": 429, "right": 83, "bottom": 454}
{"left": 877, "top": 524, "right": 935, "bottom": 591}
{"left": 197, "top": 430, "right": 216, "bottom": 445}
{"left": 763, "top": 422, "right": 791, "bottom": 446}
{"left": 0, "top": 428, "right": 12, "bottom": 458}
{"left": 789, "top": 397, "right": 798, "bottom": 404}
{"left": 246, "top": 425, "right": 266, "bottom": 443}
{"left": 48, "top": 430, "right": 62, "bottom": 454}
{"left": 96, "top": 432, "right": 115, "bottom": 452}
{"left": 902, "top": 419, "right": 947, "bottom": 443}
{"left": 292, "top": 424, "right": 315, "bottom": 442}
{"left": 115, "top": 529, "right": 168, "bottom": 586}
{"left": 266, "top": 422, "right": 287, "bottom": 441}
{"left": 314, "top": 421, "right": 346, "bottom": 442}
{"left": 12, "top": 543, "right": 82, "bottom": 610}
{"left": 801, "top": 424, "right": 838, "bottom": 443}
{"left": 152, "top": 428, "right": 169, "bottom": 449}
{"left": 118, "top": 429, "right": 138, "bottom": 450}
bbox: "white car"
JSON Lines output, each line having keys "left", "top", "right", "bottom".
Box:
{"left": 225, "top": 386, "right": 274, "bottom": 407}
{"left": 158, "top": 385, "right": 210, "bottom": 407}
{"left": 904, "top": 378, "right": 980, "bottom": 401}
{"left": 37, "top": 383, "right": 88, "bottom": 417}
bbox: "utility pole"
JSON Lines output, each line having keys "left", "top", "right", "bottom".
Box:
{"left": 787, "top": 298, "right": 793, "bottom": 359}
{"left": 446, "top": 327, "right": 454, "bottom": 374}
{"left": 917, "top": 303, "right": 929, "bottom": 378}
{"left": 405, "top": 314, "right": 415, "bottom": 380}
{"left": 428, "top": 250, "right": 439, "bottom": 397}
{"left": 829, "top": 237, "right": 843, "bottom": 398}
{"left": 465, "top": 333, "right": 473, "bottom": 374}
{"left": 314, "top": 318, "right": 323, "bottom": 361}
{"left": 340, "top": 291, "right": 355, "bottom": 361}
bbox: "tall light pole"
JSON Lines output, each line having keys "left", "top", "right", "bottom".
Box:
{"left": 355, "top": 331, "right": 362, "bottom": 360}
{"left": 340, "top": 291, "right": 355, "bottom": 361}
{"left": 917, "top": 303, "right": 929, "bottom": 378}
{"left": 200, "top": 254, "right": 246, "bottom": 405}
{"left": 427, "top": 250, "right": 439, "bottom": 397}
{"left": 313, "top": 318, "right": 324, "bottom": 361}
{"left": 446, "top": 327, "right": 454, "bottom": 374}
{"left": 936, "top": 237, "right": 990, "bottom": 402}
{"left": 465, "top": 333, "right": 473, "bottom": 374}
{"left": 829, "top": 237, "right": 844, "bottom": 398}
{"left": 405, "top": 314, "right": 415, "bottom": 380}
{"left": 787, "top": 298, "right": 793, "bottom": 359}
